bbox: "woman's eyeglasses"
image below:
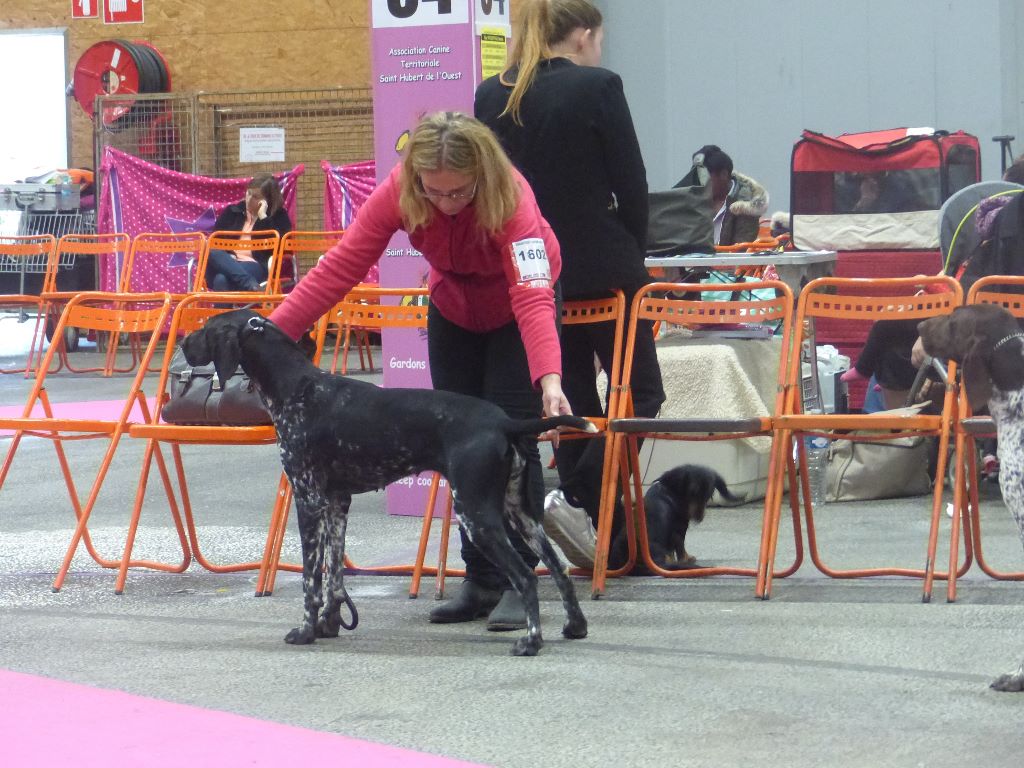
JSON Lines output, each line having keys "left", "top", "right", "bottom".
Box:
{"left": 416, "top": 178, "right": 477, "bottom": 201}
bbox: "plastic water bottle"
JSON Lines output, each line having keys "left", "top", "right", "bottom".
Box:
{"left": 804, "top": 434, "right": 831, "bottom": 507}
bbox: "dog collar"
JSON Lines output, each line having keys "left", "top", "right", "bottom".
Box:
{"left": 246, "top": 316, "right": 267, "bottom": 334}
{"left": 993, "top": 331, "right": 1024, "bottom": 352}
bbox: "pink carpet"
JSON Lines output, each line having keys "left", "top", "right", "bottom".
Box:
{"left": 0, "top": 398, "right": 153, "bottom": 436}
{"left": 0, "top": 669, "right": 487, "bottom": 767}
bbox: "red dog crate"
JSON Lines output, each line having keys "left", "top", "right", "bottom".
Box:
{"left": 790, "top": 127, "right": 980, "bottom": 407}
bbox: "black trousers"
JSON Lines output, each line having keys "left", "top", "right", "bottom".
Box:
{"left": 555, "top": 288, "right": 666, "bottom": 536}
{"left": 427, "top": 302, "right": 546, "bottom": 591}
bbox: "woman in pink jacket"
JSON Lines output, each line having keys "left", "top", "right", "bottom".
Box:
{"left": 271, "top": 111, "right": 569, "bottom": 630}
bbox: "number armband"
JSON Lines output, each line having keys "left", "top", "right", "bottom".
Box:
{"left": 510, "top": 237, "right": 552, "bottom": 287}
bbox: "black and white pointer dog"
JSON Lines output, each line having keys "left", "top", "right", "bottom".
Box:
{"left": 608, "top": 464, "right": 743, "bottom": 572}
{"left": 919, "top": 303, "right": 1024, "bottom": 692}
{"left": 181, "top": 310, "right": 596, "bottom": 657}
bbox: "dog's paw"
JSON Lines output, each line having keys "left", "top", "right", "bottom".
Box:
{"left": 511, "top": 635, "right": 543, "bottom": 657}
{"left": 562, "top": 617, "right": 588, "bottom": 640}
{"left": 284, "top": 626, "right": 316, "bottom": 645}
{"left": 315, "top": 615, "right": 341, "bottom": 638}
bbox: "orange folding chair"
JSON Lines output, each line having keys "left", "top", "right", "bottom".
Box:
{"left": 0, "top": 292, "right": 173, "bottom": 590}
{"left": 115, "top": 292, "right": 311, "bottom": 595}
{"left": 944, "top": 275, "right": 1024, "bottom": 602}
{"left": 112, "top": 232, "right": 208, "bottom": 372}
{"left": 763, "top": 275, "right": 965, "bottom": 602}
{"left": 591, "top": 280, "right": 800, "bottom": 599}
{"left": 410, "top": 291, "right": 628, "bottom": 600}
{"left": 0, "top": 234, "right": 57, "bottom": 376}
{"left": 257, "top": 288, "right": 440, "bottom": 596}
{"left": 329, "top": 282, "right": 403, "bottom": 375}
{"left": 39, "top": 233, "right": 133, "bottom": 375}
{"left": 123, "top": 231, "right": 206, "bottom": 295}
{"left": 272, "top": 230, "right": 345, "bottom": 293}
{"left": 192, "top": 230, "right": 281, "bottom": 293}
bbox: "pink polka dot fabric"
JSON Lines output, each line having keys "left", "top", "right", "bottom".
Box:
{"left": 96, "top": 148, "right": 303, "bottom": 292}
{"left": 322, "top": 159, "right": 379, "bottom": 285}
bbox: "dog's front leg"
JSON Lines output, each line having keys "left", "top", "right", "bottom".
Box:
{"left": 285, "top": 498, "right": 326, "bottom": 645}
{"left": 317, "top": 495, "right": 355, "bottom": 638}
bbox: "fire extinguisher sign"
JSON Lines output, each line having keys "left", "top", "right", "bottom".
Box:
{"left": 103, "top": 0, "right": 144, "bottom": 24}
{"left": 71, "top": 0, "right": 99, "bottom": 18}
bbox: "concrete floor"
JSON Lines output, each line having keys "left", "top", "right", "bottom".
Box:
{"left": 3, "top": 342, "right": 1024, "bottom": 767}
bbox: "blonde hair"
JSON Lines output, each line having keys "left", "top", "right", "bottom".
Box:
{"left": 399, "top": 111, "right": 520, "bottom": 234}
{"left": 500, "top": 0, "right": 603, "bottom": 125}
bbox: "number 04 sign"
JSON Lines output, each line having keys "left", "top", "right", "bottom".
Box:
{"left": 371, "top": 0, "right": 470, "bottom": 28}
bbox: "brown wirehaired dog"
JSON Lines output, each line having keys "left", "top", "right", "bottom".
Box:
{"left": 920, "top": 303, "right": 1024, "bottom": 692}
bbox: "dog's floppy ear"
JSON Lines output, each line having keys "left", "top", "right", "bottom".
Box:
{"left": 206, "top": 317, "right": 245, "bottom": 387}
{"left": 961, "top": 332, "right": 993, "bottom": 412}
{"left": 182, "top": 314, "right": 245, "bottom": 387}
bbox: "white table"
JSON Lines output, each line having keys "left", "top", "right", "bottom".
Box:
{"left": 644, "top": 250, "right": 841, "bottom": 413}
{"left": 645, "top": 250, "right": 838, "bottom": 295}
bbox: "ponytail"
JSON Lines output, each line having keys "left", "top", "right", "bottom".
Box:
{"left": 499, "top": 0, "right": 603, "bottom": 126}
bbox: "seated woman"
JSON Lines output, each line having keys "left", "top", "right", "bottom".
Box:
{"left": 206, "top": 174, "right": 293, "bottom": 291}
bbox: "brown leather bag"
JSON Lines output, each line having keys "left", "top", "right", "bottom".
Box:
{"left": 161, "top": 347, "right": 271, "bottom": 426}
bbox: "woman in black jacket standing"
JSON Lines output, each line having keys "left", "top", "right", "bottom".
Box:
{"left": 207, "top": 174, "right": 293, "bottom": 291}
{"left": 475, "top": 0, "right": 665, "bottom": 569}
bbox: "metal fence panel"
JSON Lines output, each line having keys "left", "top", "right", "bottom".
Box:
{"left": 93, "top": 87, "right": 375, "bottom": 231}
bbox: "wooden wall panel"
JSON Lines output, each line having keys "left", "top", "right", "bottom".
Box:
{"left": 1, "top": 0, "right": 370, "bottom": 169}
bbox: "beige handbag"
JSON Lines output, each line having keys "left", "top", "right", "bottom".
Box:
{"left": 825, "top": 434, "right": 932, "bottom": 502}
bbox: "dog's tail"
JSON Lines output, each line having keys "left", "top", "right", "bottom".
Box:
{"left": 504, "top": 415, "right": 598, "bottom": 437}
{"left": 714, "top": 474, "right": 744, "bottom": 504}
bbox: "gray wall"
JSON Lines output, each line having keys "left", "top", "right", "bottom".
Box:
{"left": 595, "top": 0, "right": 1024, "bottom": 216}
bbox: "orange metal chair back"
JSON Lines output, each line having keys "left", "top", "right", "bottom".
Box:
{"left": 123, "top": 231, "right": 206, "bottom": 293}
{"left": 332, "top": 288, "right": 430, "bottom": 332}
{"left": 48, "top": 233, "right": 131, "bottom": 294}
{"left": 592, "top": 280, "right": 797, "bottom": 598}
{"left": 0, "top": 234, "right": 57, "bottom": 299}
{"left": 714, "top": 236, "right": 782, "bottom": 254}
{"left": 193, "top": 230, "right": 281, "bottom": 293}
{"left": 0, "top": 234, "right": 57, "bottom": 375}
{"left": 328, "top": 285, "right": 428, "bottom": 374}
{"left": 764, "top": 275, "right": 964, "bottom": 602}
{"left": 274, "top": 230, "right": 345, "bottom": 291}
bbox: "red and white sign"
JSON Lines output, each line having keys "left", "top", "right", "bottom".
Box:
{"left": 72, "top": 0, "right": 99, "bottom": 18}
{"left": 103, "top": 0, "right": 144, "bottom": 24}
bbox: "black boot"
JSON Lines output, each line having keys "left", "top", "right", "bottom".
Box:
{"left": 486, "top": 589, "right": 527, "bottom": 632}
{"left": 428, "top": 581, "right": 501, "bottom": 624}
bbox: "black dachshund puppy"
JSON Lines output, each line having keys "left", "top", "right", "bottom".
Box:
{"left": 609, "top": 464, "right": 743, "bottom": 572}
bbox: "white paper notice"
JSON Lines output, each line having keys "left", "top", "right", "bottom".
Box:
{"left": 239, "top": 127, "right": 286, "bottom": 163}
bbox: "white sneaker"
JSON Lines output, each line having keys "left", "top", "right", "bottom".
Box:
{"left": 543, "top": 489, "right": 597, "bottom": 569}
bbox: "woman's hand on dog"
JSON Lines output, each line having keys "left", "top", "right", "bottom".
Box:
{"left": 539, "top": 373, "right": 573, "bottom": 446}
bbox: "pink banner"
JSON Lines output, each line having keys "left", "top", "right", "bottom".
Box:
{"left": 322, "top": 159, "right": 378, "bottom": 285}
{"left": 97, "top": 148, "right": 303, "bottom": 292}
{"left": 370, "top": 0, "right": 509, "bottom": 516}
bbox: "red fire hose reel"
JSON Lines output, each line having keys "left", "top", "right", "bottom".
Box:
{"left": 72, "top": 39, "right": 171, "bottom": 126}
